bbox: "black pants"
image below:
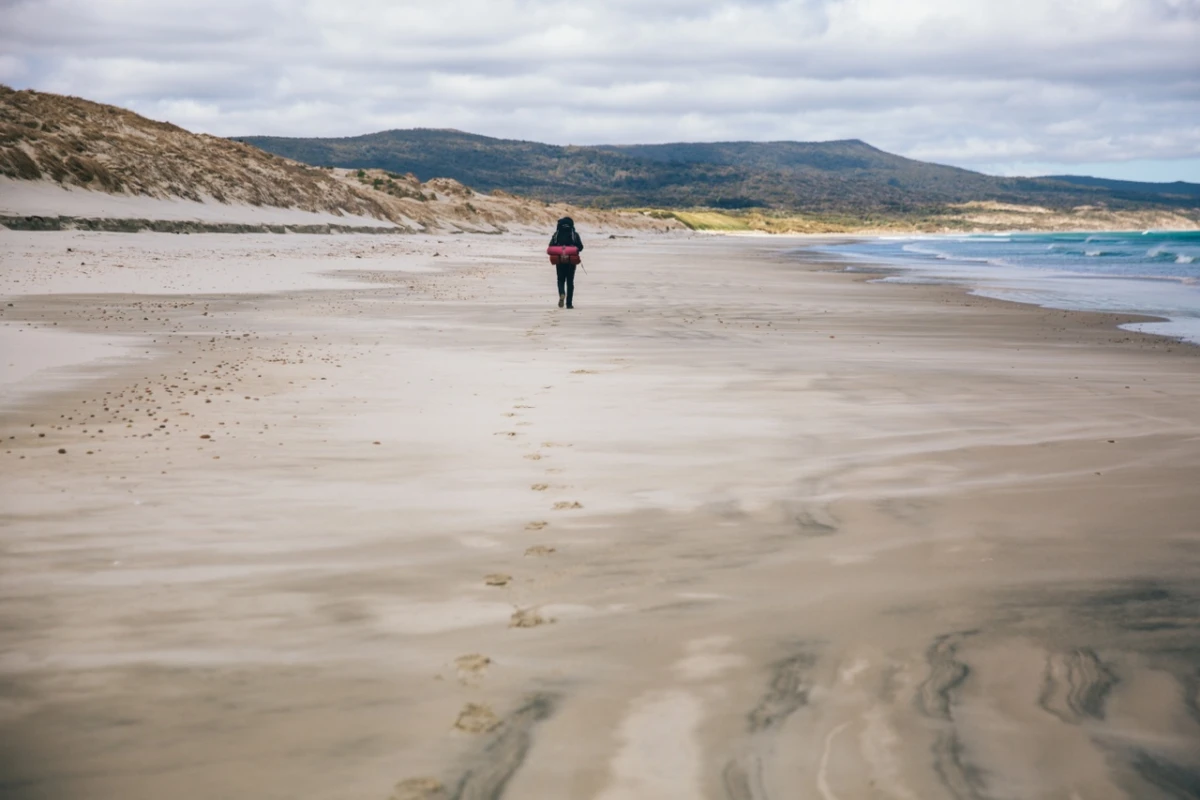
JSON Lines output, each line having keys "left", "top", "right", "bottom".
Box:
{"left": 556, "top": 263, "right": 576, "bottom": 306}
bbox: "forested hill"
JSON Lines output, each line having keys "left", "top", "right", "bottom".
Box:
{"left": 238, "top": 129, "right": 1200, "bottom": 215}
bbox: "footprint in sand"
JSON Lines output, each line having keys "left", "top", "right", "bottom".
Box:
{"left": 484, "top": 573, "right": 512, "bottom": 586}
{"left": 510, "top": 608, "right": 554, "bottom": 628}
{"left": 389, "top": 777, "right": 447, "bottom": 800}
{"left": 553, "top": 501, "right": 583, "bottom": 510}
{"left": 541, "top": 442, "right": 572, "bottom": 448}
{"left": 525, "top": 545, "right": 556, "bottom": 557}
{"left": 525, "top": 521, "right": 549, "bottom": 531}
{"left": 571, "top": 369, "right": 599, "bottom": 374}
{"left": 494, "top": 431, "right": 518, "bottom": 437}
{"left": 523, "top": 453, "right": 543, "bottom": 461}
{"left": 502, "top": 412, "right": 516, "bottom": 418}
{"left": 531, "top": 483, "right": 549, "bottom": 491}
{"left": 454, "top": 654, "right": 492, "bottom": 685}
{"left": 454, "top": 702, "right": 501, "bottom": 733}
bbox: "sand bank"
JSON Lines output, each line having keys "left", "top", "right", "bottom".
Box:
{"left": 1, "top": 230, "right": 1198, "bottom": 799}
{"left": 0, "top": 178, "right": 397, "bottom": 227}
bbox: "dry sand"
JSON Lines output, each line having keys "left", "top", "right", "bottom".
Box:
{"left": 1, "top": 227, "right": 1198, "bottom": 800}
{"left": 0, "top": 178, "right": 398, "bottom": 227}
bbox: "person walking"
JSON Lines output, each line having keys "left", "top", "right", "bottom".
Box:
{"left": 548, "top": 216, "right": 583, "bottom": 309}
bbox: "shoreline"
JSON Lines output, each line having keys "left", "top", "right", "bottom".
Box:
{"left": 788, "top": 235, "right": 1200, "bottom": 349}
{"left": 2, "top": 231, "right": 1198, "bottom": 799}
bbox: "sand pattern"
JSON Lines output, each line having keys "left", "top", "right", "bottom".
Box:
{"left": 1, "top": 231, "right": 1198, "bottom": 799}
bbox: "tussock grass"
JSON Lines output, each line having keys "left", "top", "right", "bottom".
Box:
{"left": 638, "top": 208, "right": 862, "bottom": 233}
{"left": 669, "top": 210, "right": 754, "bottom": 231}
{"left": 0, "top": 84, "right": 690, "bottom": 235}
{"left": 635, "top": 204, "right": 1200, "bottom": 234}
{"left": 0, "top": 84, "right": 392, "bottom": 220}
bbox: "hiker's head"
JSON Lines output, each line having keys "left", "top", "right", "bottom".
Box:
{"left": 558, "top": 217, "right": 574, "bottom": 228}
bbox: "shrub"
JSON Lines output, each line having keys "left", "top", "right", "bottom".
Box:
{"left": 0, "top": 146, "right": 42, "bottom": 179}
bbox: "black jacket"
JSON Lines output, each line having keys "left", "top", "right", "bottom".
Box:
{"left": 549, "top": 219, "right": 584, "bottom": 251}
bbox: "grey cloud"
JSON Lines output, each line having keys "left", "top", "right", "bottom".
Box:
{"left": 1, "top": 0, "right": 1198, "bottom": 176}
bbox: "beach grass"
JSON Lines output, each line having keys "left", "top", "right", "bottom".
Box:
{"left": 635, "top": 204, "right": 1200, "bottom": 234}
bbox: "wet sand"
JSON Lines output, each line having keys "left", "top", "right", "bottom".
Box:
{"left": 1, "top": 230, "right": 1198, "bottom": 800}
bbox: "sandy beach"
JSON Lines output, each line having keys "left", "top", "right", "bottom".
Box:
{"left": 1, "top": 228, "right": 1198, "bottom": 799}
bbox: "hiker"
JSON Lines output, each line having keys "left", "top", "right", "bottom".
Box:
{"left": 547, "top": 216, "right": 583, "bottom": 309}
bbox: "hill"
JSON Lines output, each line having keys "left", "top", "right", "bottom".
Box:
{"left": 1, "top": 85, "right": 391, "bottom": 219}
{"left": 1044, "top": 175, "right": 1200, "bottom": 202}
{"left": 0, "top": 86, "right": 678, "bottom": 234}
{"left": 239, "top": 129, "right": 1200, "bottom": 220}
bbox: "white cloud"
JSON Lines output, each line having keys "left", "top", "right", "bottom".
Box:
{"left": 2, "top": 0, "right": 1198, "bottom": 178}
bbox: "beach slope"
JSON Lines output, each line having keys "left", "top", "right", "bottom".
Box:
{"left": 1, "top": 231, "right": 1198, "bottom": 799}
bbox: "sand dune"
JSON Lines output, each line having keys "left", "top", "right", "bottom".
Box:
{"left": 0, "top": 174, "right": 679, "bottom": 235}
{"left": 0, "top": 177, "right": 396, "bottom": 227}
{"left": 1, "top": 85, "right": 682, "bottom": 235}
{"left": 0, "top": 230, "right": 1198, "bottom": 799}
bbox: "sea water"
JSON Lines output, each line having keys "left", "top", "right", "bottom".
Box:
{"left": 816, "top": 231, "right": 1200, "bottom": 345}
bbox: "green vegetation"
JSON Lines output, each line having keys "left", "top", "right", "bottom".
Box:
{"left": 656, "top": 210, "right": 753, "bottom": 231}
{"left": 238, "top": 129, "right": 1200, "bottom": 223}
{"left": 1, "top": 85, "right": 392, "bottom": 220}
{"left": 643, "top": 208, "right": 904, "bottom": 233}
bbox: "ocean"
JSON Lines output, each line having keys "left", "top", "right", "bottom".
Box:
{"left": 817, "top": 231, "right": 1200, "bottom": 345}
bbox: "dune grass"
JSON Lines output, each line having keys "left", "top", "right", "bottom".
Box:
{"left": 667, "top": 210, "right": 754, "bottom": 231}
{"left": 635, "top": 203, "right": 1200, "bottom": 234}
{"left": 640, "top": 208, "right": 877, "bottom": 233}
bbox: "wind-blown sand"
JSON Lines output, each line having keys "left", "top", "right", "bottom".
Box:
{"left": 1, "top": 227, "right": 1198, "bottom": 800}
{"left": 0, "top": 178, "right": 399, "bottom": 227}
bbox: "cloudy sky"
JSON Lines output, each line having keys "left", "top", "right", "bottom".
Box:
{"left": 3, "top": 0, "right": 1199, "bottom": 181}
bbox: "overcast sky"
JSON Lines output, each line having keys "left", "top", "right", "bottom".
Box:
{"left": 3, "top": 0, "right": 1199, "bottom": 181}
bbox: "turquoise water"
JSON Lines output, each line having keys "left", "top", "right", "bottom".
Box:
{"left": 818, "top": 231, "right": 1200, "bottom": 344}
